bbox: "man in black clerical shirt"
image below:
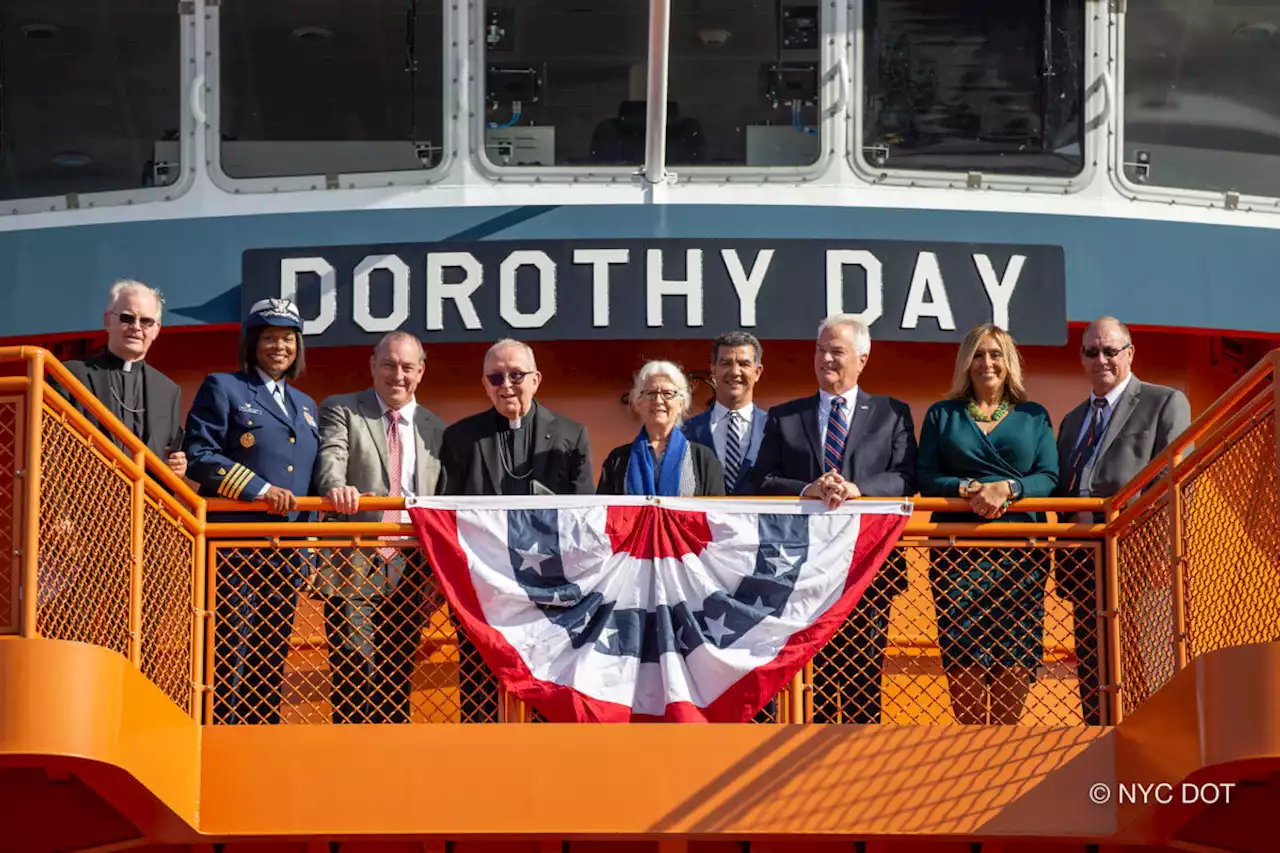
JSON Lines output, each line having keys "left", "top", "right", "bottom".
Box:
{"left": 440, "top": 338, "right": 593, "bottom": 720}
{"left": 64, "top": 280, "right": 186, "bottom": 477}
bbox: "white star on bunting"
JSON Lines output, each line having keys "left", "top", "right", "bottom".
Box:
{"left": 516, "top": 544, "right": 553, "bottom": 574}
{"left": 704, "top": 613, "right": 734, "bottom": 645}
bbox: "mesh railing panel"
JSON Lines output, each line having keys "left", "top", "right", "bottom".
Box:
{"left": 1181, "top": 407, "right": 1280, "bottom": 659}
{"left": 1115, "top": 497, "right": 1175, "bottom": 718}
{"left": 811, "top": 540, "right": 1100, "bottom": 726}
{"left": 141, "top": 494, "right": 197, "bottom": 712}
{"left": 209, "top": 542, "right": 499, "bottom": 725}
{"left": 0, "top": 397, "right": 20, "bottom": 634}
{"left": 36, "top": 405, "right": 132, "bottom": 655}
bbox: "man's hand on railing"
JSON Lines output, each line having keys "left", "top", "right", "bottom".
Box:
{"left": 263, "top": 485, "right": 299, "bottom": 515}
{"left": 327, "top": 486, "right": 370, "bottom": 516}
{"left": 165, "top": 451, "right": 187, "bottom": 478}
{"left": 802, "top": 471, "right": 861, "bottom": 509}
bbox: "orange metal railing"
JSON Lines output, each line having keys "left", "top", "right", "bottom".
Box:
{"left": 2, "top": 346, "right": 1276, "bottom": 727}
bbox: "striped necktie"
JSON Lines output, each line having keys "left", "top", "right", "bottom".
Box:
{"left": 1065, "top": 397, "right": 1109, "bottom": 495}
{"left": 824, "top": 396, "right": 848, "bottom": 473}
{"left": 723, "top": 410, "right": 744, "bottom": 493}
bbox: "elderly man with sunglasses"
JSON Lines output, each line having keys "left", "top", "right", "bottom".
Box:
{"left": 439, "top": 338, "right": 594, "bottom": 721}
{"left": 1055, "top": 315, "right": 1190, "bottom": 725}
{"left": 65, "top": 279, "right": 186, "bottom": 477}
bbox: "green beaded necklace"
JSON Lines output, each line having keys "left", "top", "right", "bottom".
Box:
{"left": 967, "top": 399, "right": 1010, "bottom": 422}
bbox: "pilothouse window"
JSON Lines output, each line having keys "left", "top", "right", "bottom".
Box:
{"left": 218, "top": 0, "right": 445, "bottom": 180}
{"left": 0, "top": 0, "right": 182, "bottom": 202}
{"left": 862, "top": 0, "right": 1086, "bottom": 177}
{"left": 1122, "top": 0, "right": 1280, "bottom": 199}
{"left": 666, "top": 0, "right": 823, "bottom": 168}
{"left": 481, "top": 1, "right": 648, "bottom": 168}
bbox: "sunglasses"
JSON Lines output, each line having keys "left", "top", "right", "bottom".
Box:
{"left": 1082, "top": 343, "right": 1131, "bottom": 359}
{"left": 113, "top": 311, "right": 158, "bottom": 329}
{"left": 485, "top": 370, "right": 532, "bottom": 387}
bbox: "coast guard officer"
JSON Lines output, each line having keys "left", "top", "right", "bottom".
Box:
{"left": 184, "top": 297, "right": 320, "bottom": 724}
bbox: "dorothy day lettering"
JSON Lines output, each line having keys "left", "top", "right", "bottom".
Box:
{"left": 278, "top": 246, "right": 1026, "bottom": 336}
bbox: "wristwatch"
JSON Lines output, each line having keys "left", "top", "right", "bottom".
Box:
{"left": 1007, "top": 479, "right": 1024, "bottom": 500}
{"left": 959, "top": 478, "right": 974, "bottom": 496}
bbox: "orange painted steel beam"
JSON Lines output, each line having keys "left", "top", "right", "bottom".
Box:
{"left": 197, "top": 723, "right": 1116, "bottom": 839}
{"left": 0, "top": 638, "right": 201, "bottom": 841}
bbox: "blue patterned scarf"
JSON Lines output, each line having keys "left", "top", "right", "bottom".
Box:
{"left": 624, "top": 426, "right": 688, "bottom": 497}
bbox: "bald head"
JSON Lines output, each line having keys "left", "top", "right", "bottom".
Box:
{"left": 1080, "top": 316, "right": 1135, "bottom": 397}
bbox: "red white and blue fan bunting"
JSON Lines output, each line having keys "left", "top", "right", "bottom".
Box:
{"left": 408, "top": 496, "right": 911, "bottom": 723}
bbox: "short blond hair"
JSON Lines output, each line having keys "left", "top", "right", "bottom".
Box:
{"left": 945, "top": 324, "right": 1028, "bottom": 404}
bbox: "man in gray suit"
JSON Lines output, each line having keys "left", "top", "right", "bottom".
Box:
{"left": 1056, "top": 316, "right": 1190, "bottom": 724}
{"left": 314, "top": 331, "right": 448, "bottom": 723}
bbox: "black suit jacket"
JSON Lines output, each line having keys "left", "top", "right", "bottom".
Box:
{"left": 64, "top": 351, "right": 183, "bottom": 460}
{"left": 751, "top": 390, "right": 918, "bottom": 498}
{"left": 440, "top": 402, "right": 594, "bottom": 496}
{"left": 596, "top": 440, "right": 726, "bottom": 496}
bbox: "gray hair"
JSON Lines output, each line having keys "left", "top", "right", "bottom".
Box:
{"left": 375, "top": 330, "right": 426, "bottom": 363}
{"left": 631, "top": 360, "right": 691, "bottom": 421}
{"left": 1084, "top": 316, "right": 1132, "bottom": 346}
{"left": 485, "top": 338, "right": 537, "bottom": 370}
{"left": 817, "top": 313, "right": 871, "bottom": 356}
{"left": 711, "top": 330, "right": 763, "bottom": 365}
{"left": 107, "top": 279, "right": 165, "bottom": 322}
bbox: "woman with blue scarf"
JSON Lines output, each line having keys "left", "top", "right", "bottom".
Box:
{"left": 597, "top": 360, "right": 725, "bottom": 497}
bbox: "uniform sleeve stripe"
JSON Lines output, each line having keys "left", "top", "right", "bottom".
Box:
{"left": 224, "top": 465, "right": 255, "bottom": 500}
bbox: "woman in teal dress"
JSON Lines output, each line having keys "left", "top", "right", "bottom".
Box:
{"left": 917, "top": 323, "right": 1059, "bottom": 725}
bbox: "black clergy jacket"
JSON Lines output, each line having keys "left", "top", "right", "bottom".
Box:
{"left": 64, "top": 349, "right": 184, "bottom": 460}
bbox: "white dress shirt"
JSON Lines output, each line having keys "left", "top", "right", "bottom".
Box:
{"left": 817, "top": 386, "right": 858, "bottom": 453}
{"left": 255, "top": 367, "right": 290, "bottom": 416}
{"left": 378, "top": 397, "right": 419, "bottom": 522}
{"left": 708, "top": 402, "right": 756, "bottom": 463}
{"left": 1073, "top": 373, "right": 1134, "bottom": 497}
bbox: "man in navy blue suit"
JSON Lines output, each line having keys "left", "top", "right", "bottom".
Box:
{"left": 683, "top": 331, "right": 766, "bottom": 495}
{"left": 752, "top": 314, "right": 917, "bottom": 723}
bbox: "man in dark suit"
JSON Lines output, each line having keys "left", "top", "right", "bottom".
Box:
{"left": 440, "top": 338, "right": 594, "bottom": 721}
{"left": 64, "top": 280, "right": 186, "bottom": 476}
{"left": 752, "top": 314, "right": 917, "bottom": 724}
{"left": 315, "top": 331, "right": 448, "bottom": 723}
{"left": 683, "top": 331, "right": 766, "bottom": 495}
{"left": 1056, "top": 316, "right": 1191, "bottom": 725}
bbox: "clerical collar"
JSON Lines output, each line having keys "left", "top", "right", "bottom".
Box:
{"left": 497, "top": 399, "right": 536, "bottom": 431}
{"left": 102, "top": 349, "right": 143, "bottom": 373}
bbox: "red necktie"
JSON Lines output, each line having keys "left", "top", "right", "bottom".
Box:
{"left": 379, "top": 410, "right": 403, "bottom": 561}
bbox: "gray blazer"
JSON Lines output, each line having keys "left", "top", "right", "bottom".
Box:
{"left": 313, "top": 388, "right": 447, "bottom": 598}
{"left": 1055, "top": 376, "right": 1191, "bottom": 500}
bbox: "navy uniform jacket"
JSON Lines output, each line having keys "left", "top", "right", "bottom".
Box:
{"left": 184, "top": 370, "right": 321, "bottom": 522}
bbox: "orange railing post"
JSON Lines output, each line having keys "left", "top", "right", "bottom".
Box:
{"left": 129, "top": 450, "right": 146, "bottom": 668}
{"left": 1167, "top": 451, "right": 1188, "bottom": 674}
{"left": 191, "top": 502, "right": 208, "bottom": 720}
{"left": 20, "top": 349, "right": 44, "bottom": 639}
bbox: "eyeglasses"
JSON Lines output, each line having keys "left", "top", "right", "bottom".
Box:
{"left": 485, "top": 371, "right": 531, "bottom": 387}
{"left": 1082, "top": 343, "right": 1131, "bottom": 360}
{"left": 113, "top": 312, "right": 157, "bottom": 330}
{"left": 639, "top": 389, "right": 681, "bottom": 402}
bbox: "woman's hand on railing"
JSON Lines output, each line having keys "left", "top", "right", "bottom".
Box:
{"left": 968, "top": 481, "right": 1012, "bottom": 520}
{"left": 263, "top": 485, "right": 298, "bottom": 515}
